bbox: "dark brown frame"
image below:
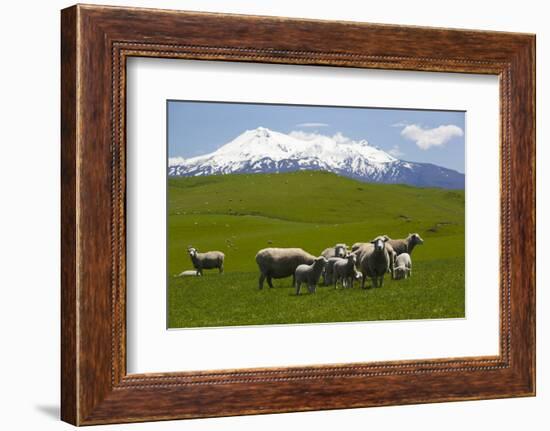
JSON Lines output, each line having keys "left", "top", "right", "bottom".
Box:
{"left": 61, "top": 4, "right": 536, "bottom": 426}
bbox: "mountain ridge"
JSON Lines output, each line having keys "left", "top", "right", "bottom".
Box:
{"left": 168, "top": 127, "right": 465, "bottom": 189}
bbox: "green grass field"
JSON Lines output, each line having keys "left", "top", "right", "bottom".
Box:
{"left": 167, "top": 171, "right": 465, "bottom": 328}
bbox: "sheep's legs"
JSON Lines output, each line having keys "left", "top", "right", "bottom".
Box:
{"left": 267, "top": 276, "right": 274, "bottom": 289}
{"left": 295, "top": 282, "right": 302, "bottom": 295}
{"left": 258, "top": 273, "right": 266, "bottom": 289}
{"left": 219, "top": 264, "right": 224, "bottom": 274}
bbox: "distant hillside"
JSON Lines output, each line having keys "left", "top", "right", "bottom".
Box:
{"left": 167, "top": 171, "right": 465, "bottom": 328}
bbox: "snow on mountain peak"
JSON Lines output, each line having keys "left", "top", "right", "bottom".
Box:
{"left": 169, "top": 127, "right": 400, "bottom": 176}
{"left": 168, "top": 127, "right": 464, "bottom": 188}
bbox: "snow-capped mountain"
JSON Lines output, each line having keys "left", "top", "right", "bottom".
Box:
{"left": 169, "top": 127, "right": 464, "bottom": 189}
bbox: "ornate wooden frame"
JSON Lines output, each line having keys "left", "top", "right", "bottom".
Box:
{"left": 61, "top": 4, "right": 536, "bottom": 425}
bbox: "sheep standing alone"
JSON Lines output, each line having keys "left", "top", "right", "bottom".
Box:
{"left": 256, "top": 248, "right": 316, "bottom": 289}
{"left": 333, "top": 254, "right": 357, "bottom": 289}
{"left": 295, "top": 257, "right": 328, "bottom": 295}
{"left": 393, "top": 253, "right": 412, "bottom": 280}
{"left": 175, "top": 270, "right": 202, "bottom": 277}
{"left": 187, "top": 247, "right": 225, "bottom": 276}
{"left": 387, "top": 233, "right": 424, "bottom": 257}
{"left": 355, "top": 237, "right": 390, "bottom": 289}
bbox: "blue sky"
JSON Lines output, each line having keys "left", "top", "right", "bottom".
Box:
{"left": 168, "top": 101, "right": 465, "bottom": 173}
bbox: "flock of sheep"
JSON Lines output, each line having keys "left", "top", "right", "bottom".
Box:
{"left": 182, "top": 233, "right": 424, "bottom": 295}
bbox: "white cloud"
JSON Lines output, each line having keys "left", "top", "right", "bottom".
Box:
{"left": 391, "top": 121, "right": 409, "bottom": 128}
{"left": 295, "top": 122, "right": 330, "bottom": 128}
{"left": 288, "top": 130, "right": 320, "bottom": 141}
{"left": 388, "top": 145, "right": 404, "bottom": 157}
{"left": 331, "top": 132, "right": 353, "bottom": 145}
{"left": 289, "top": 130, "right": 367, "bottom": 146}
{"left": 400, "top": 124, "right": 464, "bottom": 150}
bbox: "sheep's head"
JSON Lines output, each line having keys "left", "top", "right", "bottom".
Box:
{"left": 393, "top": 265, "right": 408, "bottom": 280}
{"left": 314, "top": 256, "right": 328, "bottom": 268}
{"left": 370, "top": 236, "right": 387, "bottom": 252}
{"left": 187, "top": 247, "right": 198, "bottom": 257}
{"left": 334, "top": 244, "right": 347, "bottom": 257}
{"left": 409, "top": 233, "right": 424, "bottom": 246}
{"left": 346, "top": 253, "right": 357, "bottom": 264}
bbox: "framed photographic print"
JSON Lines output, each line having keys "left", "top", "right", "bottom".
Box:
{"left": 61, "top": 4, "right": 536, "bottom": 425}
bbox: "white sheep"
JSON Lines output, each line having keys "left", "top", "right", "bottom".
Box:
{"left": 393, "top": 253, "right": 412, "bottom": 280}
{"left": 353, "top": 235, "right": 396, "bottom": 275}
{"left": 256, "top": 248, "right": 316, "bottom": 289}
{"left": 387, "top": 233, "right": 424, "bottom": 257}
{"left": 355, "top": 237, "right": 390, "bottom": 289}
{"left": 294, "top": 256, "right": 328, "bottom": 295}
{"left": 175, "top": 270, "right": 202, "bottom": 277}
{"left": 187, "top": 247, "right": 225, "bottom": 276}
{"left": 323, "top": 257, "right": 343, "bottom": 285}
{"left": 321, "top": 244, "right": 348, "bottom": 259}
{"left": 333, "top": 254, "right": 357, "bottom": 289}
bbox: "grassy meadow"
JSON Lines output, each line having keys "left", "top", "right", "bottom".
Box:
{"left": 167, "top": 171, "right": 465, "bottom": 328}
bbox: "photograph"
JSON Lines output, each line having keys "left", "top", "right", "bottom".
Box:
{"left": 167, "top": 101, "right": 466, "bottom": 329}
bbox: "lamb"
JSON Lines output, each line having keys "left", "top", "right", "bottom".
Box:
{"left": 355, "top": 237, "right": 390, "bottom": 289}
{"left": 187, "top": 247, "right": 225, "bottom": 276}
{"left": 294, "top": 256, "right": 328, "bottom": 295}
{"left": 333, "top": 254, "right": 357, "bottom": 289}
{"left": 256, "top": 247, "right": 316, "bottom": 289}
{"left": 387, "top": 233, "right": 424, "bottom": 257}
{"left": 323, "top": 257, "right": 343, "bottom": 285}
{"left": 321, "top": 243, "right": 348, "bottom": 259}
{"left": 393, "top": 253, "right": 412, "bottom": 280}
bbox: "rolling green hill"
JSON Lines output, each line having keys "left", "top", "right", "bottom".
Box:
{"left": 168, "top": 171, "right": 465, "bottom": 328}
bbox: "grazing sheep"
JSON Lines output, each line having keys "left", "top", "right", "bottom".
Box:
{"left": 355, "top": 237, "right": 390, "bottom": 289}
{"left": 393, "top": 253, "right": 412, "bottom": 280}
{"left": 322, "top": 243, "right": 348, "bottom": 259}
{"left": 393, "top": 265, "right": 410, "bottom": 280}
{"left": 333, "top": 254, "right": 357, "bottom": 289}
{"left": 387, "top": 233, "right": 424, "bottom": 257}
{"left": 175, "top": 270, "right": 202, "bottom": 277}
{"left": 295, "top": 256, "right": 328, "bottom": 295}
{"left": 187, "top": 247, "right": 225, "bottom": 276}
{"left": 256, "top": 248, "right": 316, "bottom": 289}
{"left": 323, "top": 257, "right": 344, "bottom": 285}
